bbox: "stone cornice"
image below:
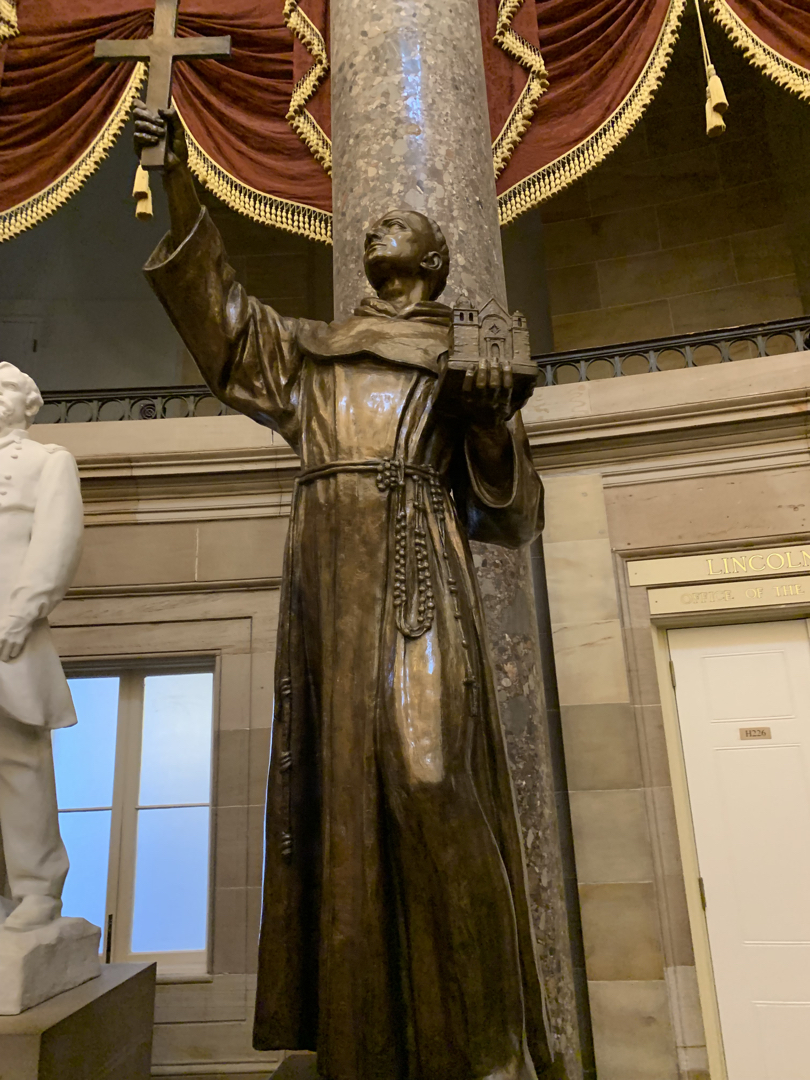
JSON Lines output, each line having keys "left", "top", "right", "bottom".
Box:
{"left": 32, "top": 415, "right": 301, "bottom": 522}
{"left": 34, "top": 352, "right": 810, "bottom": 515}
{"left": 522, "top": 352, "right": 810, "bottom": 481}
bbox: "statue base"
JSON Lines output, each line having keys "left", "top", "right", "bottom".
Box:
{"left": 271, "top": 1051, "right": 567, "bottom": 1079}
{"left": 0, "top": 962, "right": 155, "bottom": 1080}
{"left": 273, "top": 1053, "right": 320, "bottom": 1078}
{"left": 0, "top": 917, "right": 101, "bottom": 1014}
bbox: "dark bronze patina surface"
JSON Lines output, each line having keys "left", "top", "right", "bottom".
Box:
{"left": 134, "top": 108, "right": 566, "bottom": 1080}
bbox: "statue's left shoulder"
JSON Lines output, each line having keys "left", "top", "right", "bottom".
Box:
{"left": 24, "top": 440, "right": 75, "bottom": 468}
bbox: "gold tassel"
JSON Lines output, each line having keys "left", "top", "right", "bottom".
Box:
{"left": 695, "top": 0, "right": 729, "bottom": 137}
{"left": 707, "top": 64, "right": 728, "bottom": 113}
{"left": 704, "top": 0, "right": 810, "bottom": 103}
{"left": 132, "top": 164, "right": 153, "bottom": 221}
{"left": 706, "top": 90, "right": 726, "bottom": 137}
{"left": 0, "top": 64, "right": 147, "bottom": 244}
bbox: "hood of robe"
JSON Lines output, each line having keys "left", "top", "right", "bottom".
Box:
{"left": 296, "top": 296, "right": 452, "bottom": 375}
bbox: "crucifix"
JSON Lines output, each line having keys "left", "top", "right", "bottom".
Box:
{"left": 95, "top": 0, "right": 230, "bottom": 217}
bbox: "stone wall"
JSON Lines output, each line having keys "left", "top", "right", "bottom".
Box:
{"left": 0, "top": 140, "right": 331, "bottom": 392}
{"left": 203, "top": 190, "right": 334, "bottom": 326}
{"left": 522, "top": 350, "right": 810, "bottom": 1080}
{"left": 38, "top": 416, "right": 291, "bottom": 1080}
{"left": 540, "top": 8, "right": 808, "bottom": 352}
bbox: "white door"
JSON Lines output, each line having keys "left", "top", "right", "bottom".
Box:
{"left": 669, "top": 621, "right": 810, "bottom": 1080}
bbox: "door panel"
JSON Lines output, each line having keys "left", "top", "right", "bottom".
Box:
{"left": 715, "top": 744, "right": 810, "bottom": 941}
{"left": 756, "top": 1003, "right": 810, "bottom": 1080}
{"left": 669, "top": 621, "right": 810, "bottom": 1080}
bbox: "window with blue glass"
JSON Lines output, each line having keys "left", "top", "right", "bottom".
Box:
{"left": 52, "top": 666, "right": 215, "bottom": 975}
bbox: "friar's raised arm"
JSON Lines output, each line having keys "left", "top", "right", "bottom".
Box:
{"left": 452, "top": 412, "right": 543, "bottom": 548}
{"left": 144, "top": 208, "right": 305, "bottom": 451}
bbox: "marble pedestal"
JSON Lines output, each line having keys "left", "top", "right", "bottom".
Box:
{"left": 273, "top": 1054, "right": 319, "bottom": 1079}
{"left": 0, "top": 962, "right": 156, "bottom": 1080}
{"left": 0, "top": 918, "right": 101, "bottom": 1015}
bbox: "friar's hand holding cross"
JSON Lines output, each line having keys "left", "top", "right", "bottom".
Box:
{"left": 95, "top": 0, "right": 230, "bottom": 219}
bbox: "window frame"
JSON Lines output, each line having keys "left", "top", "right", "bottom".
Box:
{"left": 61, "top": 654, "right": 219, "bottom": 977}
{"left": 51, "top": 607, "right": 266, "bottom": 1013}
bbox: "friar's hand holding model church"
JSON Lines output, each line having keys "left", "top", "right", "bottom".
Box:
{"left": 135, "top": 102, "right": 564, "bottom": 1080}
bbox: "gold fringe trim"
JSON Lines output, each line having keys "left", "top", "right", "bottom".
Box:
{"left": 283, "top": 0, "right": 332, "bottom": 174}
{"left": 0, "top": 64, "right": 146, "bottom": 243}
{"left": 706, "top": 0, "right": 810, "bottom": 102}
{"left": 498, "top": 0, "right": 686, "bottom": 225}
{"left": 492, "top": 0, "right": 549, "bottom": 178}
{"left": 0, "top": 0, "right": 18, "bottom": 42}
{"left": 279, "top": 0, "right": 549, "bottom": 183}
{"left": 180, "top": 104, "right": 332, "bottom": 243}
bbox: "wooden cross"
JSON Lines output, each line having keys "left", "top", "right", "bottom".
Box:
{"left": 95, "top": 0, "right": 231, "bottom": 171}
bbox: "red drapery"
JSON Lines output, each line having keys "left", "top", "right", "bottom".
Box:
{"left": 9, "top": 0, "right": 800, "bottom": 243}
{"left": 0, "top": 2, "right": 339, "bottom": 239}
{"left": 707, "top": 0, "right": 810, "bottom": 100}
{"left": 499, "top": 0, "right": 683, "bottom": 221}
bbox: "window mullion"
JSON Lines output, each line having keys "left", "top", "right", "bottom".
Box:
{"left": 108, "top": 671, "right": 144, "bottom": 963}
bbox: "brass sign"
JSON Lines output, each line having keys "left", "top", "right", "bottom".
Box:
{"left": 740, "top": 726, "right": 772, "bottom": 741}
{"left": 629, "top": 546, "right": 810, "bottom": 587}
{"left": 648, "top": 574, "right": 810, "bottom": 616}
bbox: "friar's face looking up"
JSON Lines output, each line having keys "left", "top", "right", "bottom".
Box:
{"left": 363, "top": 210, "right": 449, "bottom": 301}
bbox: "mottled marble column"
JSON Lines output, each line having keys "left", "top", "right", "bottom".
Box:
{"left": 330, "top": 4, "right": 581, "bottom": 1076}
{"left": 474, "top": 542, "right": 582, "bottom": 1080}
{"left": 330, "top": 0, "right": 506, "bottom": 317}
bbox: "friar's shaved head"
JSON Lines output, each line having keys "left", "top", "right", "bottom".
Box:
{"left": 398, "top": 211, "right": 450, "bottom": 299}
{"left": 364, "top": 209, "right": 450, "bottom": 300}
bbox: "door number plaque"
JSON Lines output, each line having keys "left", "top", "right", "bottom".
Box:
{"left": 739, "top": 726, "right": 772, "bottom": 741}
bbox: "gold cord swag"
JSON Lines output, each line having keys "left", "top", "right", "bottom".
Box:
{"left": 498, "top": 0, "right": 686, "bottom": 225}
{"left": 0, "top": 65, "right": 147, "bottom": 244}
{"left": 282, "top": 0, "right": 333, "bottom": 174}
{"left": 0, "top": 0, "right": 17, "bottom": 42}
{"left": 1, "top": 1, "right": 687, "bottom": 244}
{"left": 180, "top": 106, "right": 333, "bottom": 243}
{"left": 706, "top": 0, "right": 810, "bottom": 102}
{"left": 492, "top": 0, "right": 549, "bottom": 179}
{"left": 281, "top": 0, "right": 548, "bottom": 185}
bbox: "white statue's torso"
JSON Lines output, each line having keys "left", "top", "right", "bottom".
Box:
{"left": 0, "top": 432, "right": 64, "bottom": 609}
{"left": 0, "top": 366, "right": 93, "bottom": 950}
{"left": 0, "top": 428, "right": 83, "bottom": 729}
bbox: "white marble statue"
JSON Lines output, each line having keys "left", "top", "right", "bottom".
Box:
{"left": 0, "top": 362, "right": 83, "bottom": 934}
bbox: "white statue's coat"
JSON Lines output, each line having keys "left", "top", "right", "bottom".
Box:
{"left": 0, "top": 429, "right": 83, "bottom": 729}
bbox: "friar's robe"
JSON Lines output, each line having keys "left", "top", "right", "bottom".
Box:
{"left": 145, "top": 208, "right": 559, "bottom": 1080}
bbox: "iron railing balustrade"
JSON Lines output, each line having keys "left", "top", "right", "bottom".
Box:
{"left": 37, "top": 315, "right": 810, "bottom": 422}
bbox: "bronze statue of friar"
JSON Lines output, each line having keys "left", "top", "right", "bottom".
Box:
{"left": 134, "top": 103, "right": 565, "bottom": 1080}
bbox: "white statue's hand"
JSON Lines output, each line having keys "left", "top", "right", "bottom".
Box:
{"left": 0, "top": 616, "right": 32, "bottom": 662}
